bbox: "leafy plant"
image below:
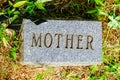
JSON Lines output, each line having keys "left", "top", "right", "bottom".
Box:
{"left": 0, "top": 24, "right": 10, "bottom": 48}
{"left": 10, "top": 46, "right": 17, "bottom": 61}
{"left": 9, "top": 30, "right": 18, "bottom": 61}
{"left": 35, "top": 0, "right": 52, "bottom": 11}
{"left": 25, "top": 1, "right": 35, "bottom": 15}
{"left": 25, "top": 0, "right": 51, "bottom": 15}
{"left": 87, "top": 0, "right": 120, "bottom": 29}
{"left": 1, "top": 0, "right": 52, "bottom": 23}
{"left": 108, "top": 16, "right": 120, "bottom": 29}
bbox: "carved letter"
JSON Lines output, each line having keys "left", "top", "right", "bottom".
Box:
{"left": 86, "top": 35, "right": 94, "bottom": 50}
{"left": 44, "top": 33, "right": 53, "bottom": 48}
{"left": 31, "top": 33, "right": 42, "bottom": 47}
{"left": 65, "top": 34, "right": 73, "bottom": 49}
{"left": 55, "top": 34, "right": 62, "bottom": 48}
{"left": 76, "top": 35, "right": 83, "bottom": 49}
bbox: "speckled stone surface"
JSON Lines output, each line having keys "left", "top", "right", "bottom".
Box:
{"left": 21, "top": 19, "right": 102, "bottom": 66}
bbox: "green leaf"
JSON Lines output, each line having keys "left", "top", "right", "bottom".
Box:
{"left": 115, "top": 16, "right": 120, "bottom": 20}
{"left": 115, "top": 0, "right": 120, "bottom": 3}
{"left": 108, "top": 16, "right": 114, "bottom": 21}
{"left": 9, "top": 0, "right": 13, "bottom": 6}
{"left": 10, "top": 52, "right": 16, "bottom": 61}
{"left": 74, "top": 78, "right": 80, "bottom": 80}
{"left": 36, "top": 73, "right": 44, "bottom": 80}
{"left": 12, "top": 15, "right": 18, "bottom": 22}
{"left": 35, "top": 1, "right": 46, "bottom": 11}
{"left": 90, "top": 65, "right": 99, "bottom": 73}
{"left": 114, "top": 4, "right": 120, "bottom": 7}
{"left": 13, "top": 11, "right": 20, "bottom": 15}
{"left": 89, "top": 76, "right": 97, "bottom": 80}
{"left": 0, "top": 12, "right": 5, "bottom": 16}
{"left": 87, "top": 9, "right": 97, "bottom": 14}
{"left": 108, "top": 22, "right": 113, "bottom": 27}
{"left": 10, "top": 47, "right": 16, "bottom": 61}
{"left": 5, "top": 36, "right": 10, "bottom": 41}
{"left": 6, "top": 8, "right": 11, "bottom": 16}
{"left": 108, "top": 16, "right": 120, "bottom": 29}
{"left": 35, "top": 0, "right": 51, "bottom": 11}
{"left": 66, "top": 72, "right": 73, "bottom": 79}
{"left": 95, "top": 0, "right": 105, "bottom": 6}
{"left": 2, "top": 37, "right": 7, "bottom": 47}
{"left": 41, "top": 0, "right": 52, "bottom": 3}
{"left": 25, "top": 2, "right": 35, "bottom": 15}
{"left": 104, "top": 66, "right": 110, "bottom": 70}
{"left": 13, "top": 1, "right": 27, "bottom": 8}
{"left": 98, "top": 9, "right": 108, "bottom": 16}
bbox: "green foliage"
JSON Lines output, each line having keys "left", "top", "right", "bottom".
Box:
{"left": 1, "top": 0, "right": 52, "bottom": 23}
{"left": 0, "top": 0, "right": 120, "bottom": 79}
{"left": 87, "top": 0, "right": 120, "bottom": 29}
{"left": 87, "top": 9, "right": 97, "bottom": 14}
{"left": 0, "top": 23, "right": 17, "bottom": 61}
{"left": 25, "top": 1, "right": 35, "bottom": 15}
{"left": 108, "top": 16, "right": 120, "bottom": 29}
{"left": 10, "top": 31, "right": 18, "bottom": 61}
{"left": 0, "top": 24, "right": 10, "bottom": 48}
{"left": 65, "top": 72, "right": 74, "bottom": 80}
{"left": 0, "top": 0, "right": 52, "bottom": 63}
{"left": 13, "top": 1, "right": 28, "bottom": 8}
{"left": 0, "top": 25, "right": 6, "bottom": 41}
{"left": 25, "top": 0, "right": 51, "bottom": 15}
{"left": 90, "top": 65, "right": 99, "bottom": 73}
{"left": 89, "top": 76, "right": 97, "bottom": 80}
{"left": 94, "top": 0, "right": 105, "bottom": 6}
{"left": 2, "top": 37, "right": 7, "bottom": 47}
{"left": 35, "top": 0, "right": 51, "bottom": 11}
{"left": 70, "top": 0, "right": 81, "bottom": 14}
{"left": 35, "top": 67, "right": 55, "bottom": 80}
{"left": 0, "top": 27, "right": 6, "bottom": 47}
{"left": 10, "top": 46, "right": 17, "bottom": 61}
{"left": 36, "top": 73, "right": 44, "bottom": 80}
{"left": 74, "top": 78, "right": 80, "bottom": 80}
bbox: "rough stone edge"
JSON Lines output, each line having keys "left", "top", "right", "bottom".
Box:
{"left": 19, "top": 19, "right": 24, "bottom": 61}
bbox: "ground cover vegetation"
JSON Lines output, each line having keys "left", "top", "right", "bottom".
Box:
{"left": 0, "top": 0, "right": 120, "bottom": 80}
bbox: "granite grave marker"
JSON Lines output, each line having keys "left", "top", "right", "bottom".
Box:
{"left": 20, "top": 19, "right": 102, "bottom": 66}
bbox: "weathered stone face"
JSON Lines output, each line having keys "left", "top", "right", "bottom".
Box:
{"left": 31, "top": 33, "right": 94, "bottom": 49}
{"left": 21, "top": 19, "right": 102, "bottom": 66}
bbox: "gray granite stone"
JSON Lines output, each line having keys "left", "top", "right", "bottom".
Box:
{"left": 20, "top": 19, "right": 102, "bottom": 66}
